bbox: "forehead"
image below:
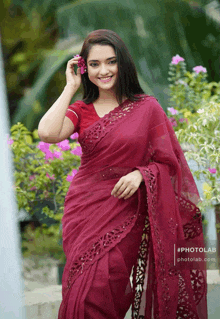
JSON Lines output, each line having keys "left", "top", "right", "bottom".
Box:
{"left": 88, "top": 44, "right": 116, "bottom": 61}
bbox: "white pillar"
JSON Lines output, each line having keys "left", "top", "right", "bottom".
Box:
{"left": 0, "top": 41, "right": 26, "bottom": 318}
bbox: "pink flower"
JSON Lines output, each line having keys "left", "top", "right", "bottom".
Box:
{"left": 171, "top": 55, "right": 185, "bottom": 65}
{"left": 66, "top": 175, "right": 74, "bottom": 182}
{"left": 7, "top": 138, "right": 14, "bottom": 145}
{"left": 179, "top": 118, "right": 188, "bottom": 124}
{"left": 71, "top": 169, "right": 78, "bottom": 176}
{"left": 193, "top": 66, "right": 207, "bottom": 74}
{"left": 78, "top": 58, "right": 87, "bottom": 74}
{"left": 70, "top": 132, "right": 79, "bottom": 140}
{"left": 53, "top": 151, "right": 63, "bottom": 159}
{"left": 71, "top": 145, "right": 82, "bottom": 156}
{"left": 56, "top": 139, "right": 70, "bottom": 151}
{"left": 30, "top": 186, "right": 37, "bottom": 191}
{"left": 208, "top": 168, "right": 216, "bottom": 174}
{"left": 168, "top": 107, "right": 178, "bottom": 115}
{"left": 29, "top": 175, "right": 36, "bottom": 181}
{"left": 44, "top": 149, "right": 54, "bottom": 160}
{"left": 66, "top": 169, "right": 78, "bottom": 182}
{"left": 37, "top": 141, "right": 51, "bottom": 153}
{"left": 74, "top": 55, "right": 87, "bottom": 74}
{"left": 169, "top": 117, "right": 178, "bottom": 127}
{"left": 46, "top": 172, "right": 55, "bottom": 180}
{"left": 7, "top": 134, "right": 14, "bottom": 145}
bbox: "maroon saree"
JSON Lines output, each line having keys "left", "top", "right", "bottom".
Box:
{"left": 58, "top": 95, "right": 207, "bottom": 319}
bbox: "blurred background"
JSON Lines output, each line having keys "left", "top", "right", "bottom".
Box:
{"left": 1, "top": 0, "right": 220, "bottom": 318}
{"left": 2, "top": 0, "right": 220, "bottom": 132}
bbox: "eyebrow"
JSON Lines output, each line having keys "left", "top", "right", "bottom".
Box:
{"left": 88, "top": 56, "right": 116, "bottom": 63}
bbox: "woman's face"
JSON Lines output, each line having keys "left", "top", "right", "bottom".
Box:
{"left": 87, "top": 44, "right": 118, "bottom": 93}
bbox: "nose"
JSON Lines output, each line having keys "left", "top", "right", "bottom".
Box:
{"left": 99, "top": 63, "right": 109, "bottom": 76}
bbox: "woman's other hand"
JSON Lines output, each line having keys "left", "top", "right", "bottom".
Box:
{"left": 111, "top": 170, "right": 143, "bottom": 200}
{"left": 65, "top": 56, "right": 82, "bottom": 90}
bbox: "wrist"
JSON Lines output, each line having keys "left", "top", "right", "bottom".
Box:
{"left": 134, "top": 169, "right": 144, "bottom": 182}
{"left": 65, "top": 83, "right": 78, "bottom": 94}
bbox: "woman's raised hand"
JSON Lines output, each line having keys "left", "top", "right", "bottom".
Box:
{"left": 65, "top": 56, "right": 82, "bottom": 90}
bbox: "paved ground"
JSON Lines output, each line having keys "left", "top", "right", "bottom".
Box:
{"left": 22, "top": 257, "right": 220, "bottom": 317}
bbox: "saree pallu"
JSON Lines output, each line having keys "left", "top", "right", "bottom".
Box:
{"left": 58, "top": 95, "right": 208, "bottom": 319}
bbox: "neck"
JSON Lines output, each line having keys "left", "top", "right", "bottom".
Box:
{"left": 98, "top": 89, "right": 117, "bottom": 103}
{"left": 97, "top": 89, "right": 127, "bottom": 105}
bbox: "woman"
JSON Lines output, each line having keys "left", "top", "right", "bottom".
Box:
{"left": 38, "top": 29, "right": 208, "bottom": 319}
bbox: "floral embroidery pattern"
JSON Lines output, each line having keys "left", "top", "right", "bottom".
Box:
{"left": 79, "top": 97, "right": 147, "bottom": 155}
{"left": 66, "top": 214, "right": 137, "bottom": 290}
{"left": 131, "top": 167, "right": 206, "bottom": 318}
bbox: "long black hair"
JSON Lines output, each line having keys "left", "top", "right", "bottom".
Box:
{"left": 79, "top": 29, "right": 145, "bottom": 104}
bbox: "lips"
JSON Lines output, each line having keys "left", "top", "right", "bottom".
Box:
{"left": 98, "top": 75, "right": 113, "bottom": 83}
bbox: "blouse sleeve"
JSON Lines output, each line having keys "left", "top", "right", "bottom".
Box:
{"left": 65, "top": 101, "right": 81, "bottom": 133}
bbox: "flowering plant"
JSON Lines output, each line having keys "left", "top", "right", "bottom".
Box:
{"left": 74, "top": 54, "right": 87, "bottom": 74}
{"left": 176, "top": 101, "right": 220, "bottom": 211}
{"left": 8, "top": 123, "right": 82, "bottom": 261}
{"left": 167, "top": 54, "right": 220, "bottom": 131}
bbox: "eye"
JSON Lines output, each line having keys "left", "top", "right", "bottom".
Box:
{"left": 90, "top": 62, "right": 98, "bottom": 67}
{"left": 109, "top": 60, "right": 117, "bottom": 64}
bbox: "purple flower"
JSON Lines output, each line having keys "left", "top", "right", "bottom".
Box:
{"left": 70, "top": 132, "right": 79, "bottom": 140}
{"left": 168, "top": 107, "right": 178, "bottom": 115}
{"left": 169, "top": 117, "right": 178, "bottom": 127}
{"left": 56, "top": 139, "right": 70, "bottom": 151}
{"left": 71, "top": 145, "right": 82, "bottom": 156}
{"left": 208, "top": 168, "right": 216, "bottom": 174}
{"left": 171, "top": 55, "right": 185, "bottom": 65}
{"left": 193, "top": 66, "right": 207, "bottom": 74}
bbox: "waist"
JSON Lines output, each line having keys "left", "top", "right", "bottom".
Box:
{"left": 75, "top": 166, "right": 134, "bottom": 183}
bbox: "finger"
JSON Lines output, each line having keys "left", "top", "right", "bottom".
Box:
{"left": 123, "top": 189, "right": 135, "bottom": 199}
{"left": 118, "top": 188, "right": 132, "bottom": 199}
{"left": 76, "top": 67, "right": 81, "bottom": 75}
{"left": 111, "top": 182, "right": 125, "bottom": 196}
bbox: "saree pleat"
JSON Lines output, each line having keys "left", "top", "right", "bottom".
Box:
{"left": 58, "top": 95, "right": 208, "bottom": 319}
{"left": 63, "top": 183, "right": 147, "bottom": 319}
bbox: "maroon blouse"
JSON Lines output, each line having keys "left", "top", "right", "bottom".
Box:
{"left": 65, "top": 101, "right": 100, "bottom": 135}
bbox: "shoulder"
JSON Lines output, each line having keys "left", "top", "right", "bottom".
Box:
{"left": 68, "top": 100, "right": 85, "bottom": 116}
{"left": 68, "top": 100, "right": 83, "bottom": 109}
{"left": 137, "top": 94, "right": 164, "bottom": 114}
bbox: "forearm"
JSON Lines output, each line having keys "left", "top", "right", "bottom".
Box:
{"left": 38, "top": 84, "right": 77, "bottom": 139}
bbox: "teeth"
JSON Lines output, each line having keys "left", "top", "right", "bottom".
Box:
{"left": 99, "top": 76, "right": 112, "bottom": 79}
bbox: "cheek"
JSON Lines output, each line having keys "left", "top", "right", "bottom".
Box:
{"left": 88, "top": 68, "right": 97, "bottom": 79}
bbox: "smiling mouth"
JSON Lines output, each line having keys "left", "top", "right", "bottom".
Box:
{"left": 98, "top": 76, "right": 113, "bottom": 82}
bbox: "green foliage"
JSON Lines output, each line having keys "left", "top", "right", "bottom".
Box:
{"left": 9, "top": 122, "right": 81, "bottom": 261}
{"left": 167, "top": 58, "right": 220, "bottom": 131}
{"left": 168, "top": 57, "right": 220, "bottom": 237}
{"left": 9, "top": 123, "right": 80, "bottom": 215}
{"left": 4, "top": 0, "right": 220, "bottom": 131}
{"left": 21, "top": 223, "right": 66, "bottom": 263}
{"left": 176, "top": 101, "right": 220, "bottom": 208}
